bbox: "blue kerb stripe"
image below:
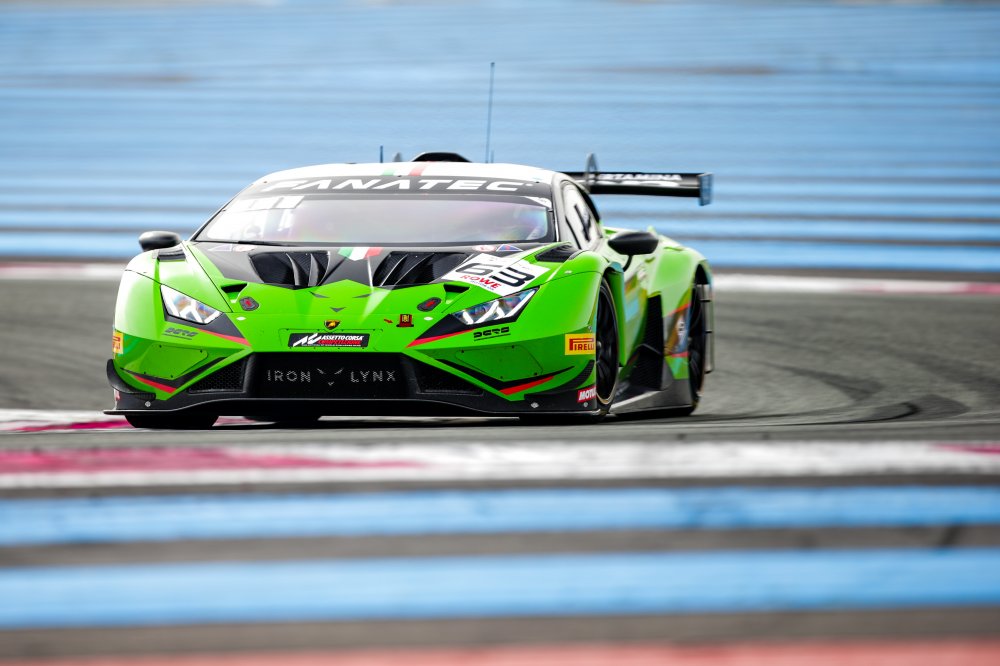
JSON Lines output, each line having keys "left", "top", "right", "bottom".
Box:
{"left": 2, "top": 548, "right": 999, "bottom": 628}
{"left": 690, "top": 240, "right": 1000, "bottom": 272}
{"left": 3, "top": 486, "right": 1000, "bottom": 547}
{"left": 649, "top": 221, "right": 1000, "bottom": 242}
{"left": 0, "top": 233, "right": 158, "bottom": 257}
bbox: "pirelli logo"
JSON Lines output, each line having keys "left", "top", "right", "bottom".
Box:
{"left": 565, "top": 333, "right": 596, "bottom": 355}
{"left": 112, "top": 331, "right": 123, "bottom": 355}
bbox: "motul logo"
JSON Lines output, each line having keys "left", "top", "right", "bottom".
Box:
{"left": 577, "top": 385, "right": 597, "bottom": 403}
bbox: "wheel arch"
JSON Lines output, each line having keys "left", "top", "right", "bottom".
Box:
{"left": 692, "top": 260, "right": 714, "bottom": 374}
{"left": 601, "top": 265, "right": 630, "bottom": 367}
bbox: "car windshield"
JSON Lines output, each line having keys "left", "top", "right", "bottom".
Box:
{"left": 196, "top": 194, "right": 554, "bottom": 245}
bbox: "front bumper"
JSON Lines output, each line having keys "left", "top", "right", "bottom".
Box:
{"left": 106, "top": 352, "right": 598, "bottom": 417}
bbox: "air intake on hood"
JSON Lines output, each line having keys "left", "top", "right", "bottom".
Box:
{"left": 157, "top": 246, "right": 186, "bottom": 262}
{"left": 534, "top": 243, "right": 577, "bottom": 263}
{"left": 250, "top": 251, "right": 331, "bottom": 288}
{"left": 371, "top": 252, "right": 468, "bottom": 288}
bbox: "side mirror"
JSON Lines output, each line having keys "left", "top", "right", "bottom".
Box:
{"left": 138, "top": 230, "right": 182, "bottom": 252}
{"left": 608, "top": 230, "right": 659, "bottom": 256}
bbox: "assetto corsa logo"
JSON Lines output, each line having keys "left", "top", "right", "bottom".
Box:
{"left": 565, "top": 334, "right": 596, "bottom": 355}
{"left": 288, "top": 333, "right": 369, "bottom": 348}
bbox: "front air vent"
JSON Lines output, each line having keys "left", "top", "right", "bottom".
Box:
{"left": 250, "top": 252, "right": 331, "bottom": 289}
{"left": 413, "top": 361, "right": 483, "bottom": 395}
{"left": 630, "top": 295, "right": 665, "bottom": 390}
{"left": 535, "top": 243, "right": 576, "bottom": 263}
{"left": 372, "top": 252, "right": 468, "bottom": 287}
{"left": 157, "top": 246, "right": 186, "bottom": 262}
{"left": 188, "top": 358, "right": 247, "bottom": 393}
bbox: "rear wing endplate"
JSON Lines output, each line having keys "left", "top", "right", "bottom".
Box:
{"left": 565, "top": 154, "right": 712, "bottom": 206}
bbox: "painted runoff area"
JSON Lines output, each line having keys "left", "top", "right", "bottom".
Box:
{"left": 3, "top": 642, "right": 1000, "bottom": 666}
{"left": 1, "top": 440, "right": 999, "bottom": 489}
{"left": 1, "top": 548, "right": 999, "bottom": 628}
{"left": 2, "top": 486, "right": 1000, "bottom": 547}
{"left": 1, "top": 642, "right": 1000, "bottom": 666}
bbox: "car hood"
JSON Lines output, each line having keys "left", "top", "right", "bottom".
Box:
{"left": 194, "top": 241, "right": 525, "bottom": 290}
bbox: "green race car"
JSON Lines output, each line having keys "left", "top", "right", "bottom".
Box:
{"left": 106, "top": 153, "right": 714, "bottom": 428}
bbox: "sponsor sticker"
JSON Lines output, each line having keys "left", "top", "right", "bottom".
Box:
{"left": 439, "top": 253, "right": 547, "bottom": 296}
{"left": 665, "top": 304, "right": 690, "bottom": 354}
{"left": 565, "top": 333, "right": 596, "bottom": 355}
{"left": 164, "top": 326, "right": 197, "bottom": 339}
{"left": 472, "top": 325, "right": 510, "bottom": 341}
{"left": 417, "top": 297, "right": 441, "bottom": 312}
{"left": 288, "top": 332, "right": 370, "bottom": 348}
{"left": 577, "top": 385, "right": 597, "bottom": 403}
{"left": 112, "top": 331, "right": 123, "bottom": 355}
{"left": 397, "top": 314, "right": 414, "bottom": 328}
{"left": 264, "top": 367, "right": 399, "bottom": 385}
{"left": 239, "top": 296, "right": 259, "bottom": 311}
{"left": 258, "top": 177, "right": 539, "bottom": 194}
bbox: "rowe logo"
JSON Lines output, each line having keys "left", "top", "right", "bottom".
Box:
{"left": 577, "top": 385, "right": 597, "bottom": 403}
{"left": 565, "top": 334, "right": 596, "bottom": 355}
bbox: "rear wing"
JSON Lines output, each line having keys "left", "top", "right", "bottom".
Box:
{"left": 565, "top": 154, "right": 712, "bottom": 206}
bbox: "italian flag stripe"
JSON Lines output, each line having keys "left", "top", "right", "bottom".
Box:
{"left": 338, "top": 246, "right": 382, "bottom": 261}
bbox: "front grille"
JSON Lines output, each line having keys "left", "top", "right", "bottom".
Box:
{"left": 251, "top": 251, "right": 331, "bottom": 288}
{"left": 252, "top": 353, "right": 407, "bottom": 399}
{"left": 413, "top": 361, "right": 482, "bottom": 395}
{"left": 534, "top": 243, "right": 576, "bottom": 263}
{"left": 372, "top": 252, "right": 467, "bottom": 287}
{"left": 188, "top": 358, "right": 247, "bottom": 393}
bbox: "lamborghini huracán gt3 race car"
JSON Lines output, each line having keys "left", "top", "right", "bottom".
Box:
{"left": 106, "top": 152, "right": 714, "bottom": 428}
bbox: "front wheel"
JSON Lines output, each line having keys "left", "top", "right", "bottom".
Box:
{"left": 593, "top": 278, "right": 620, "bottom": 410}
{"left": 124, "top": 413, "right": 218, "bottom": 430}
{"left": 521, "top": 278, "right": 618, "bottom": 426}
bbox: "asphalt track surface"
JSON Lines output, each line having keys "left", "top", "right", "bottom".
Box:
{"left": 0, "top": 276, "right": 999, "bottom": 661}
{"left": 2, "top": 278, "right": 998, "bottom": 443}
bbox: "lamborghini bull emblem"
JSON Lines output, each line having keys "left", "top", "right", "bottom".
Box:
{"left": 324, "top": 320, "right": 341, "bottom": 330}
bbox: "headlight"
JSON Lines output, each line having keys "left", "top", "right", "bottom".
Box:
{"left": 452, "top": 288, "right": 536, "bottom": 326}
{"left": 160, "top": 285, "right": 222, "bottom": 325}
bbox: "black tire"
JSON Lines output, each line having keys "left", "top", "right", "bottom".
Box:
{"left": 124, "top": 413, "right": 218, "bottom": 430}
{"left": 593, "top": 279, "right": 620, "bottom": 410}
{"left": 677, "top": 280, "right": 709, "bottom": 416}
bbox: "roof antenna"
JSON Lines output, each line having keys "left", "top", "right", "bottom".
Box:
{"left": 379, "top": 145, "right": 384, "bottom": 163}
{"left": 484, "top": 61, "right": 495, "bottom": 163}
